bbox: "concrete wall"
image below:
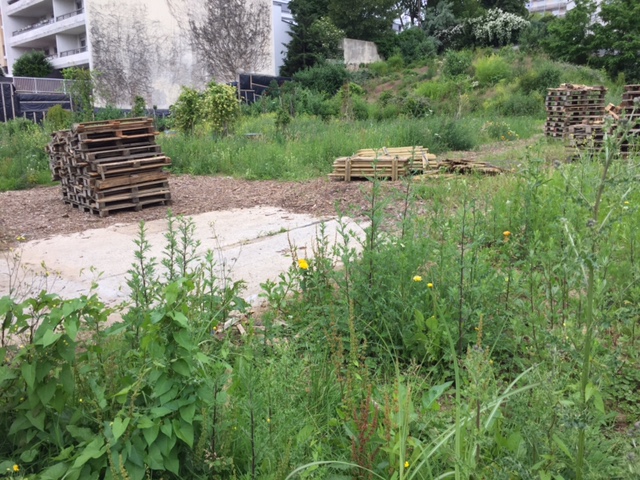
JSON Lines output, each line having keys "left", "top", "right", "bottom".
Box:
{"left": 342, "top": 38, "right": 381, "bottom": 68}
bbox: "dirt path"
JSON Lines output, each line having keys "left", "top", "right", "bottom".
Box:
{"left": 0, "top": 176, "right": 374, "bottom": 251}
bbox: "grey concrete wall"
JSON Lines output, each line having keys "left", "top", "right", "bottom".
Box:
{"left": 342, "top": 38, "right": 381, "bottom": 68}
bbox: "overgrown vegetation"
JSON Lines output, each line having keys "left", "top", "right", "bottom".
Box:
{"left": 2, "top": 132, "right": 639, "bottom": 478}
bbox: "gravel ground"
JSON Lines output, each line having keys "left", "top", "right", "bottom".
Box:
{"left": 0, "top": 175, "right": 385, "bottom": 250}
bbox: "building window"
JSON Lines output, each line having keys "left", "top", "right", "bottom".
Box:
{"left": 80, "top": 35, "right": 86, "bottom": 48}
{"left": 76, "top": 0, "right": 83, "bottom": 10}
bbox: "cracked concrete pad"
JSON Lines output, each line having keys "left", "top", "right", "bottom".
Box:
{"left": 0, "top": 206, "right": 365, "bottom": 308}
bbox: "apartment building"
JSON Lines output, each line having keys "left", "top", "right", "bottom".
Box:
{"left": 1, "top": 0, "right": 88, "bottom": 73}
{"left": 0, "top": 0, "right": 293, "bottom": 108}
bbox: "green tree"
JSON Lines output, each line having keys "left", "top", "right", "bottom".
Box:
{"left": 541, "top": 0, "right": 595, "bottom": 65}
{"left": 12, "top": 51, "right": 52, "bottom": 78}
{"left": 280, "top": 0, "right": 335, "bottom": 76}
{"left": 328, "top": 0, "right": 398, "bottom": 41}
{"left": 591, "top": 0, "right": 640, "bottom": 82}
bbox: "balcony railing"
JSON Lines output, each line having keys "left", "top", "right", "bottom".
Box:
{"left": 59, "top": 46, "right": 87, "bottom": 57}
{"left": 13, "top": 76, "right": 75, "bottom": 94}
{"left": 12, "top": 18, "right": 54, "bottom": 37}
{"left": 12, "top": 8, "right": 84, "bottom": 37}
{"left": 56, "top": 8, "right": 83, "bottom": 22}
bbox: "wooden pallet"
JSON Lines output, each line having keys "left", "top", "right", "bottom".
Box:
{"left": 46, "top": 117, "right": 172, "bottom": 217}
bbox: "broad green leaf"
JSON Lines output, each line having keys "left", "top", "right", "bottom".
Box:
{"left": 67, "top": 425, "right": 95, "bottom": 443}
{"left": 426, "top": 315, "right": 438, "bottom": 330}
{"left": 39, "top": 462, "right": 69, "bottom": 480}
{"left": 163, "top": 449, "right": 180, "bottom": 475}
{"left": 585, "top": 382, "right": 595, "bottom": 402}
{"left": 172, "top": 359, "right": 191, "bottom": 376}
{"left": 72, "top": 437, "right": 106, "bottom": 469}
{"left": 36, "top": 328, "right": 62, "bottom": 348}
{"left": 173, "top": 419, "right": 194, "bottom": 448}
{"left": 169, "top": 311, "right": 189, "bottom": 328}
{"left": 22, "top": 362, "right": 36, "bottom": 389}
{"left": 112, "top": 417, "right": 130, "bottom": 442}
{"left": 593, "top": 391, "right": 605, "bottom": 414}
{"left": 37, "top": 379, "right": 57, "bottom": 405}
{"left": 26, "top": 409, "right": 46, "bottom": 431}
{"left": 147, "top": 443, "right": 164, "bottom": 470}
{"left": 179, "top": 402, "right": 196, "bottom": 425}
{"left": 142, "top": 423, "right": 160, "bottom": 446}
{"left": 20, "top": 448, "right": 39, "bottom": 462}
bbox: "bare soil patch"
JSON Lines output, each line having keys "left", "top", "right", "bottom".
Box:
{"left": 0, "top": 176, "right": 378, "bottom": 251}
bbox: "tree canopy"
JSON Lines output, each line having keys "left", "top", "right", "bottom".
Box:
{"left": 12, "top": 51, "right": 52, "bottom": 78}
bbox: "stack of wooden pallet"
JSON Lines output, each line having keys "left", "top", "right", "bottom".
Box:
{"left": 417, "top": 158, "right": 504, "bottom": 178}
{"left": 328, "top": 146, "right": 436, "bottom": 181}
{"left": 619, "top": 85, "right": 640, "bottom": 156}
{"left": 46, "top": 118, "right": 171, "bottom": 217}
{"left": 565, "top": 122, "right": 607, "bottom": 160}
{"left": 545, "top": 84, "right": 607, "bottom": 138}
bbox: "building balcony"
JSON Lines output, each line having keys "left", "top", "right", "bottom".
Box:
{"left": 9, "top": 9, "right": 85, "bottom": 47}
{"left": 6, "top": 0, "right": 50, "bottom": 16}
{"left": 49, "top": 46, "right": 89, "bottom": 69}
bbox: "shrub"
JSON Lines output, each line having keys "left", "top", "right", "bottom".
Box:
{"left": 12, "top": 51, "right": 52, "bottom": 77}
{"left": 293, "top": 62, "right": 350, "bottom": 95}
{"left": 95, "top": 105, "right": 125, "bottom": 121}
{"left": 474, "top": 54, "right": 513, "bottom": 85}
{"left": 396, "top": 28, "right": 438, "bottom": 63}
{"left": 416, "top": 79, "right": 459, "bottom": 101}
{"left": 131, "top": 95, "right": 147, "bottom": 117}
{"left": 45, "top": 105, "right": 73, "bottom": 131}
{"left": 170, "top": 87, "right": 202, "bottom": 134}
{"left": 387, "top": 54, "right": 405, "bottom": 71}
{"left": 518, "top": 64, "right": 562, "bottom": 94}
{"left": 367, "top": 61, "right": 391, "bottom": 77}
{"left": 485, "top": 90, "right": 544, "bottom": 116}
{"left": 482, "top": 120, "right": 519, "bottom": 141}
{"left": 435, "top": 118, "right": 478, "bottom": 150}
{"left": 200, "top": 83, "right": 240, "bottom": 135}
{"left": 443, "top": 49, "right": 473, "bottom": 77}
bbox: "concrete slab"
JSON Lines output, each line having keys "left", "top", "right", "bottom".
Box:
{"left": 0, "top": 206, "right": 366, "bottom": 309}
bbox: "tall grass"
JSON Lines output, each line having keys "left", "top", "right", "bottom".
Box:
{"left": 0, "top": 120, "right": 51, "bottom": 191}
{"left": 159, "top": 114, "right": 543, "bottom": 180}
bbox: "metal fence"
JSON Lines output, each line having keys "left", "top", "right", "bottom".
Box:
{"left": 13, "top": 77, "right": 75, "bottom": 94}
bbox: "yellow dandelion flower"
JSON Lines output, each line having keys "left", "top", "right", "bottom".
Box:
{"left": 298, "top": 259, "right": 309, "bottom": 270}
{"left": 405, "top": 461, "right": 410, "bottom": 468}
{"left": 13, "top": 465, "right": 20, "bottom": 472}
{"left": 427, "top": 283, "right": 433, "bottom": 288}
{"left": 503, "top": 231, "right": 511, "bottom": 237}
{"left": 412, "top": 275, "right": 423, "bottom": 282}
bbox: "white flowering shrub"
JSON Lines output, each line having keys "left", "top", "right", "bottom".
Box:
{"left": 437, "top": 9, "right": 530, "bottom": 49}
{"left": 469, "top": 9, "right": 530, "bottom": 47}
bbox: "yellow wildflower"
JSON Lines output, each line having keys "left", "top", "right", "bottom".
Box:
{"left": 503, "top": 231, "right": 511, "bottom": 237}
{"left": 624, "top": 201, "right": 630, "bottom": 205}
{"left": 412, "top": 275, "right": 422, "bottom": 282}
{"left": 13, "top": 465, "right": 20, "bottom": 472}
{"left": 267, "top": 418, "right": 271, "bottom": 423}
{"left": 298, "top": 259, "right": 309, "bottom": 270}
{"left": 404, "top": 461, "right": 410, "bottom": 468}
{"left": 427, "top": 283, "right": 433, "bottom": 288}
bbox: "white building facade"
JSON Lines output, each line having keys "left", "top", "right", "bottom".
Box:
{"left": 0, "top": 0, "right": 294, "bottom": 107}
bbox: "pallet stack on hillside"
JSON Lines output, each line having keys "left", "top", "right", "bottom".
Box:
{"left": 329, "top": 146, "right": 436, "bottom": 181}
{"left": 565, "top": 85, "right": 640, "bottom": 159}
{"left": 619, "top": 85, "right": 640, "bottom": 156}
{"left": 46, "top": 118, "right": 171, "bottom": 217}
{"left": 545, "top": 84, "right": 607, "bottom": 138}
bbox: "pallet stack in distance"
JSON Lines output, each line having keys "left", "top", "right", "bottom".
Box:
{"left": 329, "top": 146, "right": 436, "bottom": 181}
{"left": 545, "top": 84, "right": 606, "bottom": 138}
{"left": 47, "top": 117, "right": 171, "bottom": 217}
{"left": 619, "top": 85, "right": 640, "bottom": 156}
